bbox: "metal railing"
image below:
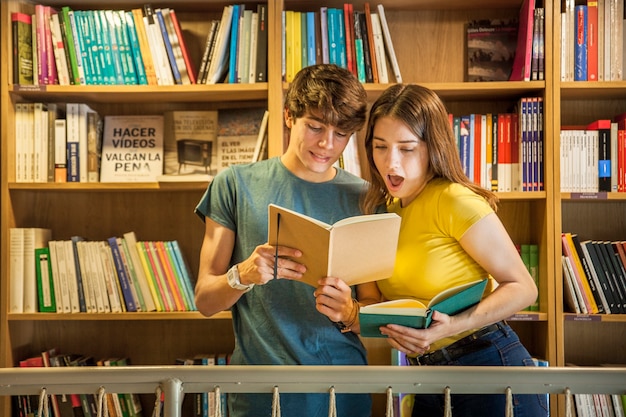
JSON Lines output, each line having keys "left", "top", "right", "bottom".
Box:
{"left": 1, "top": 365, "right": 625, "bottom": 417}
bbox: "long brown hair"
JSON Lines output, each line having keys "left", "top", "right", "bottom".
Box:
{"left": 361, "top": 84, "right": 498, "bottom": 214}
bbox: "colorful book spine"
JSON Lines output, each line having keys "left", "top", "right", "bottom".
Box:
{"left": 574, "top": 5, "right": 588, "bottom": 81}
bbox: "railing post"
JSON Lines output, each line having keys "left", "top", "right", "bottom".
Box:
{"left": 160, "top": 378, "right": 183, "bottom": 417}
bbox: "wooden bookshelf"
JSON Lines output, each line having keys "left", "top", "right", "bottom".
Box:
{"left": 9, "top": 1, "right": 623, "bottom": 417}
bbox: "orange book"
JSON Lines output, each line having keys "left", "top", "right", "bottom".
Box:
{"left": 155, "top": 241, "right": 186, "bottom": 311}
{"left": 131, "top": 8, "right": 158, "bottom": 85}
{"left": 143, "top": 241, "right": 174, "bottom": 311}
{"left": 562, "top": 233, "right": 598, "bottom": 314}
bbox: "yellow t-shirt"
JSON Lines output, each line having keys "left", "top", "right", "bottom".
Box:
{"left": 377, "top": 178, "right": 495, "bottom": 350}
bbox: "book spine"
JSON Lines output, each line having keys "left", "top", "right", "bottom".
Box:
{"left": 114, "top": 10, "right": 138, "bottom": 85}
{"left": 12, "top": 12, "right": 34, "bottom": 85}
{"left": 169, "top": 9, "right": 195, "bottom": 84}
{"left": 228, "top": 4, "right": 241, "bottom": 84}
{"left": 377, "top": 4, "right": 402, "bottom": 83}
{"left": 574, "top": 5, "right": 588, "bottom": 81}
{"left": 255, "top": 4, "right": 268, "bottom": 82}
{"left": 108, "top": 236, "right": 137, "bottom": 312}
{"left": 131, "top": 8, "right": 157, "bottom": 85}
{"left": 155, "top": 8, "right": 182, "bottom": 85}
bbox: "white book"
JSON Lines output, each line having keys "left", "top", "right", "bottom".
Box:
{"left": 54, "top": 118, "right": 67, "bottom": 181}
{"left": 248, "top": 11, "right": 259, "bottom": 84}
{"left": 206, "top": 5, "right": 234, "bottom": 84}
{"left": 237, "top": 9, "right": 253, "bottom": 83}
{"left": 63, "top": 240, "right": 81, "bottom": 313}
{"left": 562, "top": 255, "right": 581, "bottom": 314}
{"left": 14, "top": 103, "right": 25, "bottom": 182}
{"left": 252, "top": 110, "right": 270, "bottom": 163}
{"left": 49, "top": 241, "right": 71, "bottom": 313}
{"left": 611, "top": 394, "right": 626, "bottom": 417}
{"left": 564, "top": 255, "right": 588, "bottom": 314}
{"left": 97, "top": 241, "right": 124, "bottom": 313}
{"left": 32, "top": 102, "right": 48, "bottom": 182}
{"left": 87, "top": 241, "right": 111, "bottom": 313}
{"left": 23, "top": 228, "right": 52, "bottom": 313}
{"left": 161, "top": 8, "right": 190, "bottom": 85}
{"left": 79, "top": 242, "right": 98, "bottom": 312}
{"left": 143, "top": 9, "right": 172, "bottom": 85}
{"left": 9, "top": 228, "right": 25, "bottom": 313}
{"left": 78, "top": 104, "right": 97, "bottom": 183}
{"left": 24, "top": 103, "right": 35, "bottom": 182}
{"left": 376, "top": 4, "right": 402, "bottom": 83}
{"left": 49, "top": 12, "right": 71, "bottom": 85}
{"left": 369, "top": 12, "right": 388, "bottom": 83}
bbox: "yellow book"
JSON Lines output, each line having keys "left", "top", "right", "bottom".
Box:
{"left": 268, "top": 204, "right": 400, "bottom": 287}
{"left": 563, "top": 232, "right": 599, "bottom": 313}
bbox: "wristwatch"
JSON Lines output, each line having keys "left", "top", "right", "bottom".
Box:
{"left": 226, "top": 264, "right": 254, "bottom": 292}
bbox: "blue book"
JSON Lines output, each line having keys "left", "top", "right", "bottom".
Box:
{"left": 532, "top": 98, "right": 540, "bottom": 191}
{"left": 82, "top": 11, "right": 104, "bottom": 85}
{"left": 124, "top": 11, "right": 147, "bottom": 85}
{"left": 113, "top": 10, "right": 138, "bottom": 85}
{"left": 167, "top": 241, "right": 196, "bottom": 311}
{"left": 306, "top": 12, "right": 316, "bottom": 66}
{"left": 359, "top": 279, "right": 489, "bottom": 337}
{"left": 574, "top": 5, "right": 588, "bottom": 81}
{"left": 327, "top": 8, "right": 340, "bottom": 65}
{"left": 70, "top": 236, "right": 88, "bottom": 313}
{"left": 103, "top": 10, "right": 125, "bottom": 85}
{"left": 107, "top": 236, "right": 137, "bottom": 312}
{"left": 74, "top": 11, "right": 101, "bottom": 85}
{"left": 228, "top": 4, "right": 241, "bottom": 83}
{"left": 66, "top": 141, "right": 79, "bottom": 182}
{"left": 95, "top": 10, "right": 116, "bottom": 84}
{"left": 336, "top": 8, "right": 347, "bottom": 68}
{"left": 459, "top": 115, "right": 472, "bottom": 179}
{"left": 155, "top": 8, "right": 181, "bottom": 84}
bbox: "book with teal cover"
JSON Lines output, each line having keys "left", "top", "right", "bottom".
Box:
{"left": 359, "top": 278, "right": 489, "bottom": 337}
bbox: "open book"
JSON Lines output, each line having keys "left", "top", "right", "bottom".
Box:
{"left": 267, "top": 204, "right": 401, "bottom": 287}
{"left": 359, "top": 278, "right": 489, "bottom": 337}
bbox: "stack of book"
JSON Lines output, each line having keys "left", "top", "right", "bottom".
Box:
{"left": 17, "top": 349, "right": 144, "bottom": 417}
{"left": 561, "top": 231, "right": 626, "bottom": 315}
{"left": 282, "top": 3, "right": 402, "bottom": 84}
{"left": 560, "top": 113, "right": 626, "bottom": 193}
{"left": 449, "top": 96, "right": 545, "bottom": 193}
{"left": 9, "top": 228, "right": 197, "bottom": 314}
{"left": 10, "top": 3, "right": 270, "bottom": 86}
{"left": 560, "top": 0, "right": 625, "bottom": 82}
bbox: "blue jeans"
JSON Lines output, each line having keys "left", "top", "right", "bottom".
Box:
{"left": 410, "top": 323, "right": 549, "bottom": 417}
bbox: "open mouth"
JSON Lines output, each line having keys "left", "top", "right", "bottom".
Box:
{"left": 388, "top": 174, "right": 404, "bottom": 188}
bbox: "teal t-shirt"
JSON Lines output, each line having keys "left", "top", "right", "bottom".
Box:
{"left": 195, "top": 157, "right": 372, "bottom": 417}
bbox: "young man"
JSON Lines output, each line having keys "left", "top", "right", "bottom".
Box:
{"left": 194, "top": 64, "right": 379, "bottom": 417}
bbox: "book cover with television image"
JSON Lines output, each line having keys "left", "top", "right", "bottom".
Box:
{"left": 159, "top": 111, "right": 218, "bottom": 182}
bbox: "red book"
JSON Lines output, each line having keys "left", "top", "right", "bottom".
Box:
{"left": 169, "top": 9, "right": 197, "bottom": 84}
{"left": 473, "top": 114, "right": 482, "bottom": 186}
{"left": 509, "top": 0, "right": 535, "bottom": 81}
{"left": 343, "top": 3, "right": 356, "bottom": 75}
{"left": 587, "top": 0, "right": 598, "bottom": 81}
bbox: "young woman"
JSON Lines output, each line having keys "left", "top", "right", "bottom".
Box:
{"left": 362, "top": 84, "right": 548, "bottom": 417}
